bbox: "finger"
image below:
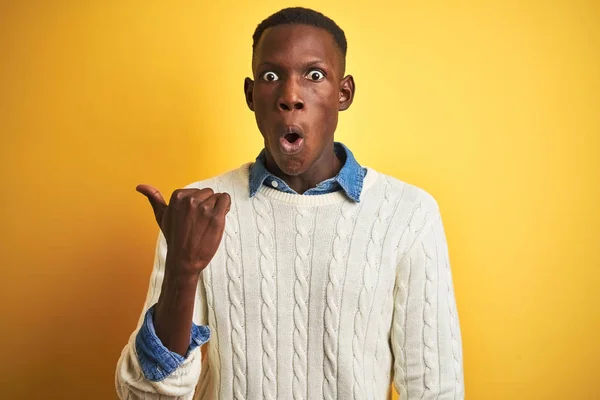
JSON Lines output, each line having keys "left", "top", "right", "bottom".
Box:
{"left": 194, "top": 188, "right": 216, "bottom": 203}
{"left": 199, "top": 193, "right": 219, "bottom": 213}
{"left": 136, "top": 184, "right": 167, "bottom": 226}
{"left": 171, "top": 187, "right": 214, "bottom": 205}
{"left": 214, "top": 192, "right": 231, "bottom": 216}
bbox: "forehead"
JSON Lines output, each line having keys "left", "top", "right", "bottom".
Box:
{"left": 253, "top": 24, "right": 341, "bottom": 69}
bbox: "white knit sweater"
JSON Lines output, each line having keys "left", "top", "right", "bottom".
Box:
{"left": 116, "top": 163, "right": 464, "bottom": 400}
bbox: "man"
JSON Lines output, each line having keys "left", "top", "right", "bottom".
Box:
{"left": 116, "top": 7, "right": 464, "bottom": 400}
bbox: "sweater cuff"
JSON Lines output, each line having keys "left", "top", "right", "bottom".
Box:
{"left": 135, "top": 304, "right": 210, "bottom": 382}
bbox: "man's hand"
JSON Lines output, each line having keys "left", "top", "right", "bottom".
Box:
{"left": 136, "top": 185, "right": 231, "bottom": 277}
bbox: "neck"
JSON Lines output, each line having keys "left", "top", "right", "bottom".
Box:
{"left": 264, "top": 145, "right": 343, "bottom": 194}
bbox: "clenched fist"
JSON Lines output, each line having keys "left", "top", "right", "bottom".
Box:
{"left": 136, "top": 185, "right": 231, "bottom": 277}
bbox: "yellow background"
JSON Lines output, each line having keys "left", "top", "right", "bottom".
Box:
{"left": 1, "top": 1, "right": 598, "bottom": 399}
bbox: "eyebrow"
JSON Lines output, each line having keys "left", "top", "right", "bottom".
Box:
{"left": 257, "top": 59, "right": 329, "bottom": 70}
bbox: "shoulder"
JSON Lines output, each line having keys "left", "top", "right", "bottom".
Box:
{"left": 366, "top": 167, "right": 440, "bottom": 217}
{"left": 367, "top": 169, "right": 445, "bottom": 259}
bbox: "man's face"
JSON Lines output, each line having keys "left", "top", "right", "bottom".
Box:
{"left": 245, "top": 24, "right": 354, "bottom": 176}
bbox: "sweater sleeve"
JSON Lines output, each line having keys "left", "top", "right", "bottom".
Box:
{"left": 391, "top": 210, "right": 465, "bottom": 399}
{"left": 115, "top": 231, "right": 209, "bottom": 399}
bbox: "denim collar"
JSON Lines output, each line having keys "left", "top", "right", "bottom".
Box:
{"left": 248, "top": 142, "right": 366, "bottom": 202}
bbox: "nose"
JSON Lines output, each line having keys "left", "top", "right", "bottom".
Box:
{"left": 278, "top": 78, "right": 304, "bottom": 111}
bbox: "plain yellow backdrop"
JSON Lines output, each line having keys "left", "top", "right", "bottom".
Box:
{"left": 1, "top": 1, "right": 598, "bottom": 399}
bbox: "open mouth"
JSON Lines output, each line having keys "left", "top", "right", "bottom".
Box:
{"left": 284, "top": 132, "right": 301, "bottom": 143}
{"left": 279, "top": 127, "right": 305, "bottom": 155}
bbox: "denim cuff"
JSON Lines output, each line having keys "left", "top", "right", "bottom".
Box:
{"left": 135, "top": 304, "right": 210, "bottom": 382}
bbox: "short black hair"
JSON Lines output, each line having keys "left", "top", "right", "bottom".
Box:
{"left": 252, "top": 7, "right": 347, "bottom": 66}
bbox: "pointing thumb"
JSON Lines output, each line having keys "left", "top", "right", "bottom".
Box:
{"left": 136, "top": 184, "right": 167, "bottom": 228}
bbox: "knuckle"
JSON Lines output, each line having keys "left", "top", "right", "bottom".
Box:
{"left": 174, "top": 189, "right": 186, "bottom": 200}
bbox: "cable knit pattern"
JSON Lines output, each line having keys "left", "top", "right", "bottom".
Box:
{"left": 372, "top": 285, "right": 394, "bottom": 400}
{"left": 323, "top": 200, "right": 358, "bottom": 400}
{"left": 201, "top": 179, "right": 226, "bottom": 400}
{"left": 293, "top": 206, "right": 312, "bottom": 400}
{"left": 252, "top": 194, "right": 277, "bottom": 400}
{"left": 222, "top": 175, "right": 247, "bottom": 400}
{"left": 421, "top": 238, "right": 439, "bottom": 394}
{"left": 115, "top": 164, "right": 464, "bottom": 400}
{"left": 371, "top": 179, "right": 406, "bottom": 400}
{"left": 391, "top": 198, "right": 427, "bottom": 399}
{"left": 378, "top": 194, "right": 420, "bottom": 400}
{"left": 352, "top": 181, "right": 393, "bottom": 399}
{"left": 392, "top": 254, "right": 411, "bottom": 400}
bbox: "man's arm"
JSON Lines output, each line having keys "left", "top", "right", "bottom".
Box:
{"left": 134, "top": 285, "right": 210, "bottom": 382}
{"left": 391, "top": 208, "right": 465, "bottom": 399}
{"left": 116, "top": 186, "right": 230, "bottom": 399}
{"left": 115, "top": 232, "right": 208, "bottom": 399}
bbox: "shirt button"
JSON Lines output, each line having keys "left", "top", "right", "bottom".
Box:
{"left": 271, "top": 180, "right": 279, "bottom": 188}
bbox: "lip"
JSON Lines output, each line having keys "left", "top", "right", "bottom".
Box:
{"left": 280, "top": 125, "right": 304, "bottom": 138}
{"left": 277, "top": 125, "right": 305, "bottom": 155}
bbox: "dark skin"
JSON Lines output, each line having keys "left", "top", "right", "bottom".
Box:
{"left": 135, "top": 23, "right": 355, "bottom": 356}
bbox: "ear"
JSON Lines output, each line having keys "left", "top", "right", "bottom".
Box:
{"left": 244, "top": 77, "right": 255, "bottom": 111}
{"left": 339, "top": 75, "right": 355, "bottom": 111}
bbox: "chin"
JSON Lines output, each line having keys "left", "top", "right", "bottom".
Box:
{"left": 273, "top": 154, "right": 307, "bottom": 176}
{"left": 265, "top": 138, "right": 310, "bottom": 177}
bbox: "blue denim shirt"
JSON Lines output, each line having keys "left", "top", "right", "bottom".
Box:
{"left": 135, "top": 141, "right": 365, "bottom": 381}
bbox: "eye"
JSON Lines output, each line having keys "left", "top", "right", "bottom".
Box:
{"left": 306, "top": 69, "right": 325, "bottom": 81}
{"left": 261, "top": 71, "right": 279, "bottom": 82}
